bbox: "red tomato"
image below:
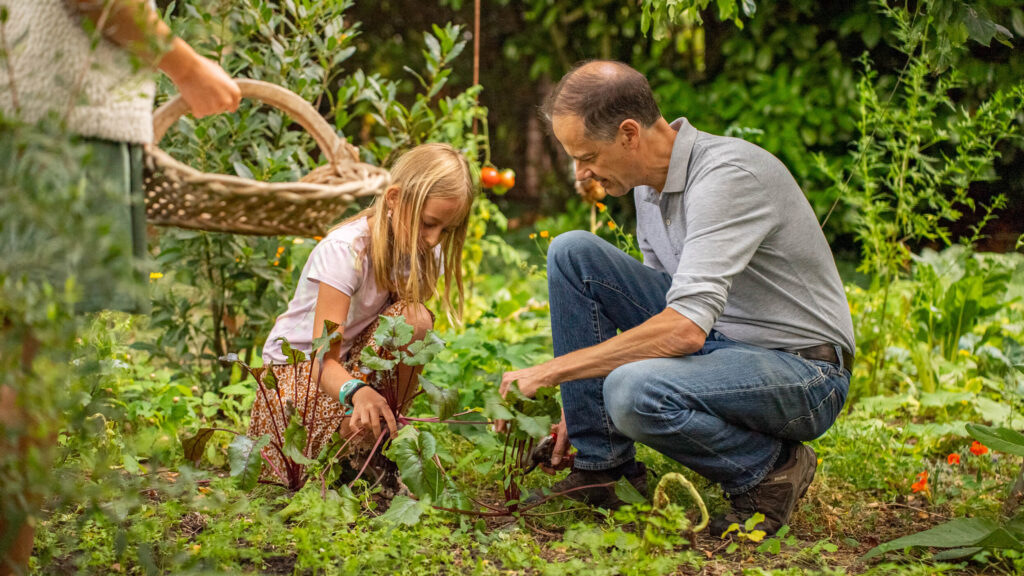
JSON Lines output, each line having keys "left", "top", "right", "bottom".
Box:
{"left": 499, "top": 169, "right": 515, "bottom": 189}
{"left": 480, "top": 166, "right": 500, "bottom": 188}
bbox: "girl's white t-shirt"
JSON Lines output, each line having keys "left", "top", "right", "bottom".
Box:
{"left": 261, "top": 217, "right": 390, "bottom": 365}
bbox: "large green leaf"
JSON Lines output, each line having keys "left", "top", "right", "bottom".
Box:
{"left": 311, "top": 319, "right": 343, "bottom": 362}
{"left": 514, "top": 412, "right": 552, "bottom": 439}
{"left": 863, "top": 518, "right": 1004, "bottom": 560}
{"left": 283, "top": 413, "right": 318, "bottom": 466}
{"left": 373, "top": 314, "right": 414, "bottom": 350}
{"left": 182, "top": 428, "right": 217, "bottom": 465}
{"left": 975, "top": 526, "right": 1024, "bottom": 550}
{"left": 614, "top": 477, "right": 647, "bottom": 505}
{"left": 404, "top": 331, "right": 446, "bottom": 366}
{"left": 262, "top": 368, "right": 278, "bottom": 391}
{"left": 420, "top": 376, "right": 458, "bottom": 421}
{"left": 966, "top": 423, "right": 1024, "bottom": 457}
{"left": 359, "top": 344, "right": 396, "bottom": 372}
{"left": 448, "top": 413, "right": 497, "bottom": 450}
{"left": 277, "top": 482, "right": 360, "bottom": 527}
{"left": 376, "top": 494, "right": 430, "bottom": 526}
{"left": 228, "top": 434, "right": 272, "bottom": 491}
{"left": 482, "top": 390, "right": 514, "bottom": 422}
{"left": 385, "top": 427, "right": 444, "bottom": 501}
{"left": 278, "top": 338, "right": 307, "bottom": 365}
{"left": 932, "top": 547, "right": 984, "bottom": 561}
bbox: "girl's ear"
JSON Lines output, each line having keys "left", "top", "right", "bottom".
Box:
{"left": 384, "top": 185, "right": 400, "bottom": 212}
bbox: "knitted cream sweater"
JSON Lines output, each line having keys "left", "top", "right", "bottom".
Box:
{"left": 0, "top": 0, "right": 156, "bottom": 143}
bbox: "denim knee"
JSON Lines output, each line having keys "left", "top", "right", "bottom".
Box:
{"left": 603, "top": 362, "right": 657, "bottom": 441}
{"left": 547, "top": 230, "right": 602, "bottom": 276}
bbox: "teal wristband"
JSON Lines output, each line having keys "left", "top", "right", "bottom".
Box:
{"left": 338, "top": 378, "right": 366, "bottom": 415}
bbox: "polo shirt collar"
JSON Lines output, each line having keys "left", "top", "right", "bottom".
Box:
{"left": 636, "top": 117, "right": 696, "bottom": 205}
{"left": 663, "top": 117, "right": 696, "bottom": 194}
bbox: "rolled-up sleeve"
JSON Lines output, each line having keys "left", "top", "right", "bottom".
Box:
{"left": 665, "top": 164, "right": 778, "bottom": 334}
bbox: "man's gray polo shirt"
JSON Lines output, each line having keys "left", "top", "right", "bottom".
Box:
{"left": 634, "top": 118, "right": 855, "bottom": 355}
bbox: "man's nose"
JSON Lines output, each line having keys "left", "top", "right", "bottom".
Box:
{"left": 574, "top": 162, "right": 592, "bottom": 182}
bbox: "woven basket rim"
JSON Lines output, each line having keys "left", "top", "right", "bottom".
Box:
{"left": 146, "top": 146, "right": 388, "bottom": 201}
{"left": 145, "top": 79, "right": 391, "bottom": 236}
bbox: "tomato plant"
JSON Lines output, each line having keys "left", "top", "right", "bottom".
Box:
{"left": 499, "top": 168, "right": 515, "bottom": 189}
{"left": 480, "top": 166, "right": 500, "bottom": 188}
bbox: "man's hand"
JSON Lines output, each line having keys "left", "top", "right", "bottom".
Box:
{"left": 158, "top": 38, "right": 241, "bottom": 118}
{"left": 349, "top": 386, "right": 397, "bottom": 440}
{"left": 541, "top": 409, "right": 571, "bottom": 474}
{"left": 499, "top": 364, "right": 557, "bottom": 399}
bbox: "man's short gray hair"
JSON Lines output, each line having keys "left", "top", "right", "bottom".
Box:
{"left": 542, "top": 60, "right": 662, "bottom": 141}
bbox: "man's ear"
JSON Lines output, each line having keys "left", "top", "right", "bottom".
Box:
{"left": 619, "top": 119, "right": 641, "bottom": 149}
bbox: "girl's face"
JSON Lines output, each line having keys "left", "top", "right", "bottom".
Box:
{"left": 415, "top": 196, "right": 465, "bottom": 252}
{"left": 387, "top": 188, "right": 465, "bottom": 253}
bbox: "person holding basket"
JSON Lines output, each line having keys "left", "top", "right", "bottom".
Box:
{"left": 0, "top": 1, "right": 239, "bottom": 573}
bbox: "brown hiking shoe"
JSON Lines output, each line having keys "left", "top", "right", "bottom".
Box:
{"left": 530, "top": 462, "right": 648, "bottom": 509}
{"left": 709, "top": 444, "right": 817, "bottom": 538}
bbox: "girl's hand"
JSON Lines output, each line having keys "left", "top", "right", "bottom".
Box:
{"left": 350, "top": 386, "right": 397, "bottom": 440}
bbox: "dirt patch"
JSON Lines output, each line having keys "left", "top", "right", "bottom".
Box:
{"left": 176, "top": 511, "right": 208, "bottom": 541}
{"left": 261, "top": 554, "right": 298, "bottom": 575}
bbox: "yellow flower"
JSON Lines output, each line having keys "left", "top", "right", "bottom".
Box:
{"left": 539, "top": 230, "right": 550, "bottom": 238}
{"left": 958, "top": 349, "right": 970, "bottom": 357}
{"left": 529, "top": 233, "right": 537, "bottom": 240}
{"left": 292, "top": 238, "right": 305, "bottom": 245}
{"left": 608, "top": 221, "right": 617, "bottom": 231}
{"left": 596, "top": 202, "right": 607, "bottom": 212}
{"left": 817, "top": 457, "right": 823, "bottom": 465}
{"left": 149, "top": 272, "right": 164, "bottom": 280}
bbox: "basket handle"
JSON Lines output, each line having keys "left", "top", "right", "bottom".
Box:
{"left": 152, "top": 79, "right": 350, "bottom": 166}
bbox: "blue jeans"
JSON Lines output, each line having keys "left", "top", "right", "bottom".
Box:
{"left": 549, "top": 231, "right": 849, "bottom": 494}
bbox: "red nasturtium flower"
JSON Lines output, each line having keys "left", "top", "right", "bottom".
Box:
{"left": 970, "top": 441, "right": 989, "bottom": 456}
{"left": 947, "top": 453, "right": 960, "bottom": 465}
{"left": 911, "top": 470, "right": 929, "bottom": 493}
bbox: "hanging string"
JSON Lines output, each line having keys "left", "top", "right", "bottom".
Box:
{"left": 472, "top": 0, "right": 480, "bottom": 137}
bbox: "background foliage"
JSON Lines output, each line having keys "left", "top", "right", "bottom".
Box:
{"left": 2, "top": 0, "right": 1024, "bottom": 573}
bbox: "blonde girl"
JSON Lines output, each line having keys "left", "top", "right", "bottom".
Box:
{"left": 249, "top": 142, "right": 474, "bottom": 485}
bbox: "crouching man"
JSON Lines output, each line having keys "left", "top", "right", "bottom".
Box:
{"left": 500, "top": 60, "right": 854, "bottom": 536}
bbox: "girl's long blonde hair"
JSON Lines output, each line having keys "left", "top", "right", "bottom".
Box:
{"left": 334, "top": 142, "right": 475, "bottom": 324}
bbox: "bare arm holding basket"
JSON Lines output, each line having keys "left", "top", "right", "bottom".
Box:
{"left": 70, "top": 0, "right": 241, "bottom": 117}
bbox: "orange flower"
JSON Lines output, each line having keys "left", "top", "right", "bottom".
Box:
{"left": 970, "top": 441, "right": 988, "bottom": 456}
{"left": 947, "top": 453, "right": 960, "bottom": 465}
{"left": 539, "top": 230, "right": 550, "bottom": 239}
{"left": 910, "top": 470, "right": 929, "bottom": 493}
{"left": 596, "top": 202, "right": 607, "bottom": 213}
{"left": 608, "top": 221, "right": 617, "bottom": 231}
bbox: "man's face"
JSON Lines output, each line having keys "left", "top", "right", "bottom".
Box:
{"left": 552, "top": 114, "right": 634, "bottom": 197}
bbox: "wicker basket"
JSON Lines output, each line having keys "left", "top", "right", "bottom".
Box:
{"left": 144, "top": 79, "right": 390, "bottom": 236}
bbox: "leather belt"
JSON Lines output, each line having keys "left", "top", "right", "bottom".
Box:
{"left": 785, "top": 344, "right": 854, "bottom": 371}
